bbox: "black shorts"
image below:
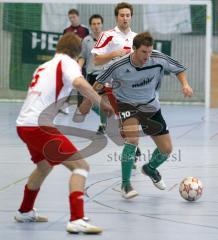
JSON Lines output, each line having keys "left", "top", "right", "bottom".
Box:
{"left": 117, "top": 101, "right": 169, "bottom": 136}
{"left": 87, "top": 74, "right": 98, "bottom": 86}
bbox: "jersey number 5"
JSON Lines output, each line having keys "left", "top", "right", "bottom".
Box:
{"left": 29, "top": 68, "right": 45, "bottom": 88}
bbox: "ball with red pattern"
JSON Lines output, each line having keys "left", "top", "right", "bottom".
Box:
{"left": 179, "top": 177, "right": 203, "bottom": 201}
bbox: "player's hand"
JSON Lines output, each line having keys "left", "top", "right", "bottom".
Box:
{"left": 100, "top": 99, "right": 114, "bottom": 117}
{"left": 94, "top": 82, "right": 104, "bottom": 92}
{"left": 182, "top": 84, "right": 193, "bottom": 97}
{"left": 79, "top": 98, "right": 92, "bottom": 114}
{"left": 118, "top": 48, "right": 131, "bottom": 57}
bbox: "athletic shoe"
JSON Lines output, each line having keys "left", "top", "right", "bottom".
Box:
{"left": 141, "top": 164, "right": 166, "bottom": 190}
{"left": 121, "top": 184, "right": 138, "bottom": 199}
{"left": 14, "top": 208, "right": 48, "bottom": 222}
{"left": 96, "top": 125, "right": 106, "bottom": 135}
{"left": 66, "top": 219, "right": 102, "bottom": 234}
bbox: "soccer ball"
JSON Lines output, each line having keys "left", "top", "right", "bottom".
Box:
{"left": 179, "top": 177, "right": 203, "bottom": 201}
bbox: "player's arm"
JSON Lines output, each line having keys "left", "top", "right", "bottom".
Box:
{"left": 79, "top": 65, "right": 113, "bottom": 113}
{"left": 154, "top": 51, "right": 193, "bottom": 98}
{"left": 77, "top": 39, "right": 87, "bottom": 68}
{"left": 78, "top": 81, "right": 104, "bottom": 115}
{"left": 79, "top": 82, "right": 104, "bottom": 114}
{"left": 176, "top": 71, "right": 193, "bottom": 97}
{"left": 73, "top": 76, "right": 113, "bottom": 116}
{"left": 77, "top": 57, "right": 85, "bottom": 68}
{"left": 93, "top": 81, "right": 104, "bottom": 92}
{"left": 93, "top": 49, "right": 128, "bottom": 66}
{"left": 92, "top": 31, "right": 130, "bottom": 66}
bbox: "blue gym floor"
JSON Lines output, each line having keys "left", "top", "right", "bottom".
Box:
{"left": 0, "top": 102, "right": 218, "bottom": 240}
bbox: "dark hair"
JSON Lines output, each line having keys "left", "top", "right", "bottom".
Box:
{"left": 89, "top": 14, "right": 104, "bottom": 25}
{"left": 114, "top": 2, "right": 133, "bottom": 16}
{"left": 56, "top": 32, "right": 81, "bottom": 58}
{"left": 68, "top": 9, "right": 79, "bottom": 16}
{"left": 133, "top": 32, "right": 154, "bottom": 49}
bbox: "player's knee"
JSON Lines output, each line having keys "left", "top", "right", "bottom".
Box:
{"left": 62, "top": 158, "right": 90, "bottom": 172}
{"left": 162, "top": 145, "right": 173, "bottom": 155}
{"left": 36, "top": 162, "right": 53, "bottom": 177}
{"left": 126, "top": 138, "right": 138, "bottom": 145}
{"left": 80, "top": 161, "right": 90, "bottom": 172}
{"left": 72, "top": 161, "right": 90, "bottom": 179}
{"left": 74, "top": 159, "right": 90, "bottom": 172}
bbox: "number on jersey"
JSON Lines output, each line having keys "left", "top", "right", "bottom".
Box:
{"left": 29, "top": 68, "right": 45, "bottom": 88}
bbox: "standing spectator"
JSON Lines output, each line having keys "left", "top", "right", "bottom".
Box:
{"left": 63, "top": 8, "right": 89, "bottom": 39}
{"left": 78, "top": 14, "right": 106, "bottom": 134}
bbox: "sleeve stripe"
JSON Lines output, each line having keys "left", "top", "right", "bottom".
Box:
{"left": 151, "top": 52, "right": 185, "bottom": 68}
{"left": 97, "top": 57, "right": 129, "bottom": 83}
{"left": 152, "top": 53, "right": 184, "bottom": 68}
{"left": 151, "top": 52, "right": 187, "bottom": 70}
{"left": 94, "top": 36, "right": 113, "bottom": 49}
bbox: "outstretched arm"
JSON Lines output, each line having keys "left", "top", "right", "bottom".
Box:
{"left": 78, "top": 81, "right": 105, "bottom": 114}
{"left": 176, "top": 71, "right": 193, "bottom": 97}
{"left": 93, "top": 48, "right": 130, "bottom": 66}
{"left": 73, "top": 77, "right": 113, "bottom": 116}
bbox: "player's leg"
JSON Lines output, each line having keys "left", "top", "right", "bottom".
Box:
{"left": 42, "top": 128, "right": 102, "bottom": 233}
{"left": 142, "top": 134, "right": 172, "bottom": 190}
{"left": 106, "top": 88, "right": 141, "bottom": 168}
{"left": 62, "top": 158, "right": 102, "bottom": 234}
{"left": 96, "top": 94, "right": 107, "bottom": 134}
{"left": 91, "top": 104, "right": 107, "bottom": 134}
{"left": 150, "top": 133, "right": 172, "bottom": 168}
{"left": 120, "top": 117, "right": 139, "bottom": 199}
{"left": 15, "top": 160, "right": 53, "bottom": 222}
{"left": 72, "top": 90, "right": 87, "bottom": 122}
{"left": 89, "top": 77, "right": 107, "bottom": 134}
{"left": 142, "top": 133, "right": 172, "bottom": 190}
{"left": 141, "top": 110, "right": 171, "bottom": 190}
{"left": 76, "top": 67, "right": 86, "bottom": 108}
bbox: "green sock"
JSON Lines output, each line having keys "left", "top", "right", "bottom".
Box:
{"left": 121, "top": 143, "right": 137, "bottom": 188}
{"left": 92, "top": 105, "right": 100, "bottom": 116}
{"left": 92, "top": 105, "right": 107, "bottom": 126}
{"left": 148, "top": 148, "right": 169, "bottom": 169}
{"left": 100, "top": 110, "right": 106, "bottom": 125}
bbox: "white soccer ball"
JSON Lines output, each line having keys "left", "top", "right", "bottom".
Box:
{"left": 179, "top": 177, "right": 203, "bottom": 201}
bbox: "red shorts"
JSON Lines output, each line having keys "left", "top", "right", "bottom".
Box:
{"left": 17, "top": 126, "right": 78, "bottom": 166}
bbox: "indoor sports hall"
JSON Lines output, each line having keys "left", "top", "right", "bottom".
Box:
{"left": 0, "top": 1, "right": 218, "bottom": 239}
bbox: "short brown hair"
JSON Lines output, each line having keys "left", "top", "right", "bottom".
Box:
{"left": 133, "top": 32, "right": 154, "bottom": 49}
{"left": 114, "top": 2, "right": 133, "bottom": 16}
{"left": 89, "top": 14, "right": 104, "bottom": 25}
{"left": 56, "top": 32, "right": 81, "bottom": 59}
{"left": 68, "top": 8, "right": 79, "bottom": 16}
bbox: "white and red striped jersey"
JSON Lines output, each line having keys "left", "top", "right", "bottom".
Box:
{"left": 16, "top": 53, "right": 82, "bottom": 126}
{"left": 91, "top": 26, "right": 136, "bottom": 63}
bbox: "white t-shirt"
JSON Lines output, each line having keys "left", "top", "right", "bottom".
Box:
{"left": 16, "top": 54, "right": 82, "bottom": 126}
{"left": 91, "top": 26, "right": 136, "bottom": 67}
